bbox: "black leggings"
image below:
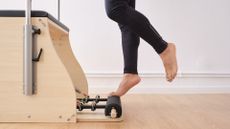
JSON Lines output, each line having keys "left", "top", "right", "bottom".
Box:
{"left": 105, "top": 0, "right": 168, "bottom": 74}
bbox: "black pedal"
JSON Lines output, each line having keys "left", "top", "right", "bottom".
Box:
{"left": 105, "top": 96, "right": 122, "bottom": 118}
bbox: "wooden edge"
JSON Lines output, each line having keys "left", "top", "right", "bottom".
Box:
{"left": 47, "top": 19, "right": 89, "bottom": 98}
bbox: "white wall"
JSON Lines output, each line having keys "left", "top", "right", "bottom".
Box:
{"left": 1, "top": 0, "right": 230, "bottom": 93}
{"left": 60, "top": 0, "right": 230, "bottom": 93}
{"left": 60, "top": 0, "right": 230, "bottom": 74}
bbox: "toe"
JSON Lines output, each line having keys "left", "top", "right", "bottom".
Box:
{"left": 166, "top": 74, "right": 173, "bottom": 82}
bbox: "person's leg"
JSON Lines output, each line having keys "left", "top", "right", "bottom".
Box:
{"left": 105, "top": 0, "right": 178, "bottom": 84}
{"left": 119, "top": 24, "right": 139, "bottom": 74}
{"left": 105, "top": 0, "right": 168, "bottom": 54}
{"left": 119, "top": 0, "right": 139, "bottom": 74}
{"left": 110, "top": 0, "right": 141, "bottom": 96}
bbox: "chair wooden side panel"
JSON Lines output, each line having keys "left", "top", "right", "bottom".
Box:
{"left": 48, "top": 20, "right": 88, "bottom": 98}
{"left": 0, "top": 17, "right": 76, "bottom": 122}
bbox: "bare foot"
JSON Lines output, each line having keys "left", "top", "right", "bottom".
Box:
{"left": 109, "top": 74, "right": 141, "bottom": 97}
{"left": 160, "top": 43, "right": 178, "bottom": 82}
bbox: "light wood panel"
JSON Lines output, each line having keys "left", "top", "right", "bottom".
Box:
{"left": 0, "top": 17, "right": 77, "bottom": 122}
{"left": 47, "top": 20, "right": 88, "bottom": 98}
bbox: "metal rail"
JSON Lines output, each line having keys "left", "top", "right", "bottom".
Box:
{"left": 23, "top": 0, "right": 60, "bottom": 95}
{"left": 23, "top": 0, "right": 33, "bottom": 95}
{"left": 58, "top": 0, "right": 60, "bottom": 21}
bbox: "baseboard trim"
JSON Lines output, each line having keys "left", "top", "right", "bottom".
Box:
{"left": 85, "top": 72, "right": 230, "bottom": 78}
{"left": 85, "top": 73, "right": 230, "bottom": 94}
{"left": 89, "top": 86, "right": 230, "bottom": 94}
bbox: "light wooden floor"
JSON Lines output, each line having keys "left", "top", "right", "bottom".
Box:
{"left": 0, "top": 94, "right": 229, "bottom": 129}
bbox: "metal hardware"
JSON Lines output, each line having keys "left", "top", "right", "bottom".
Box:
{"left": 32, "top": 48, "right": 43, "bottom": 62}
{"left": 23, "top": 0, "right": 59, "bottom": 95}
{"left": 58, "top": 0, "right": 61, "bottom": 21}
{"left": 23, "top": 0, "right": 33, "bottom": 95}
{"left": 32, "top": 26, "right": 41, "bottom": 35}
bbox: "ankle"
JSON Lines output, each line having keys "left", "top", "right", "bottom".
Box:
{"left": 160, "top": 44, "right": 170, "bottom": 56}
{"left": 123, "top": 73, "right": 139, "bottom": 78}
{"left": 160, "top": 43, "right": 175, "bottom": 57}
{"left": 123, "top": 74, "right": 141, "bottom": 82}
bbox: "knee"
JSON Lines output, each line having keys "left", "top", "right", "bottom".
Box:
{"left": 105, "top": 6, "right": 127, "bottom": 22}
{"left": 106, "top": 9, "right": 118, "bottom": 21}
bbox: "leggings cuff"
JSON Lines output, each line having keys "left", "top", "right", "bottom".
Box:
{"left": 124, "top": 70, "right": 138, "bottom": 75}
{"left": 156, "top": 40, "right": 168, "bottom": 54}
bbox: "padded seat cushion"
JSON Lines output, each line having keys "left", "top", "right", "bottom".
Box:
{"left": 0, "top": 10, "right": 69, "bottom": 31}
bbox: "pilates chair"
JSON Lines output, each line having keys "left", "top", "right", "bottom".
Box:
{"left": 0, "top": 0, "right": 122, "bottom": 122}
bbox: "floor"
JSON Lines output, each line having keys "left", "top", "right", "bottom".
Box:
{"left": 0, "top": 94, "right": 229, "bottom": 129}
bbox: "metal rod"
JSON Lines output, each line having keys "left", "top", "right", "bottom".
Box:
{"left": 77, "top": 105, "right": 106, "bottom": 110}
{"left": 58, "top": 0, "right": 60, "bottom": 21}
{"left": 26, "top": 0, "right": 32, "bottom": 25}
{"left": 77, "top": 98, "right": 108, "bottom": 101}
{"left": 23, "top": 0, "right": 33, "bottom": 95}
